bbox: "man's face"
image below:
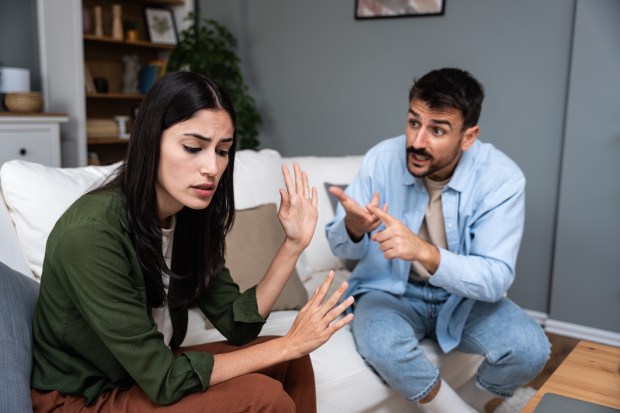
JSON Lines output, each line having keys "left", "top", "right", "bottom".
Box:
{"left": 405, "top": 99, "right": 478, "bottom": 181}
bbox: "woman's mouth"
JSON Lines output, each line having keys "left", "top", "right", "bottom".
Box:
{"left": 192, "top": 184, "right": 215, "bottom": 197}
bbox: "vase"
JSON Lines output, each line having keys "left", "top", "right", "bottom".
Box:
{"left": 94, "top": 6, "right": 103, "bottom": 37}
{"left": 112, "top": 5, "right": 123, "bottom": 40}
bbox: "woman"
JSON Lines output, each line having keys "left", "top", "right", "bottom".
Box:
{"left": 30, "top": 72, "right": 354, "bottom": 412}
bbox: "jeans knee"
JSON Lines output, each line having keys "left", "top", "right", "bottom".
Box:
{"left": 487, "top": 329, "right": 550, "bottom": 378}
{"left": 355, "top": 325, "right": 412, "bottom": 369}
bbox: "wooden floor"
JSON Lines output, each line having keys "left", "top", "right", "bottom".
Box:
{"left": 486, "top": 333, "right": 580, "bottom": 412}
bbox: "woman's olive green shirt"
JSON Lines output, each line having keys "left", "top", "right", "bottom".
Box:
{"left": 31, "top": 190, "right": 266, "bottom": 406}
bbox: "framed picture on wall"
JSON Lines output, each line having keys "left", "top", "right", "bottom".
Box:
{"left": 355, "top": 0, "right": 445, "bottom": 19}
{"left": 144, "top": 7, "right": 178, "bottom": 45}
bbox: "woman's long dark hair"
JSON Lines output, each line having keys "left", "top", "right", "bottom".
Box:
{"left": 98, "top": 71, "right": 237, "bottom": 309}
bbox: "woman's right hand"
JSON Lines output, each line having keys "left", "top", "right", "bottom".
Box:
{"left": 282, "top": 271, "right": 354, "bottom": 359}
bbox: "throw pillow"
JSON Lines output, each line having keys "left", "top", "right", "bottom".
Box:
{"left": 0, "top": 160, "right": 121, "bottom": 278}
{"left": 324, "top": 182, "right": 359, "bottom": 272}
{"left": 0, "top": 261, "right": 40, "bottom": 413}
{"left": 225, "top": 203, "right": 308, "bottom": 311}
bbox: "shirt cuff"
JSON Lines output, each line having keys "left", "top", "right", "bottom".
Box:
{"left": 233, "top": 285, "right": 267, "bottom": 324}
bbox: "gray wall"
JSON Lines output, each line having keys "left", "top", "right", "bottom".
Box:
{"left": 201, "top": 0, "right": 576, "bottom": 314}
{"left": 551, "top": 0, "right": 620, "bottom": 332}
{"left": 0, "top": 0, "right": 41, "bottom": 93}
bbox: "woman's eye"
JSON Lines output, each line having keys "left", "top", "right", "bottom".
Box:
{"left": 183, "top": 145, "right": 201, "bottom": 153}
{"left": 216, "top": 149, "right": 229, "bottom": 157}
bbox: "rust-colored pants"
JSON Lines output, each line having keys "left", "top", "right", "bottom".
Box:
{"left": 32, "top": 336, "right": 316, "bottom": 413}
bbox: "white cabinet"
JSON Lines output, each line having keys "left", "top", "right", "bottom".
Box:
{"left": 0, "top": 114, "right": 68, "bottom": 167}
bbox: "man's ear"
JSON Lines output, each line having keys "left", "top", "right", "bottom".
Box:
{"left": 461, "top": 125, "right": 479, "bottom": 151}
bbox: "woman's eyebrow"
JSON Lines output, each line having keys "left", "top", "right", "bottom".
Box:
{"left": 183, "top": 133, "right": 234, "bottom": 143}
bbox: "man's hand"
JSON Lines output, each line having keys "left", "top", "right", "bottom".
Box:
{"left": 367, "top": 205, "right": 440, "bottom": 274}
{"left": 328, "top": 186, "right": 386, "bottom": 242}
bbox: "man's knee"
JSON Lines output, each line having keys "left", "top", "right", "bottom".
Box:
{"left": 485, "top": 323, "right": 550, "bottom": 379}
{"left": 352, "top": 291, "right": 414, "bottom": 361}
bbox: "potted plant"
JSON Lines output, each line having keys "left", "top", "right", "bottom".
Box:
{"left": 167, "top": 13, "right": 262, "bottom": 150}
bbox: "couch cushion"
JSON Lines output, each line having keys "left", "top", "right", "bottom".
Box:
{"left": 0, "top": 160, "right": 120, "bottom": 278}
{"left": 0, "top": 261, "right": 40, "bottom": 413}
{"left": 282, "top": 156, "right": 363, "bottom": 278}
{"left": 233, "top": 149, "right": 282, "bottom": 210}
{"left": 226, "top": 203, "right": 308, "bottom": 311}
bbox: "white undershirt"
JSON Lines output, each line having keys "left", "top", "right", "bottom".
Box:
{"left": 151, "top": 216, "right": 175, "bottom": 347}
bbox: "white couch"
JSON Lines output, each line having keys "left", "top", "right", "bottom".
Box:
{"left": 0, "top": 149, "right": 482, "bottom": 413}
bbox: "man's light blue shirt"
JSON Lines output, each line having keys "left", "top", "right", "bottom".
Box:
{"left": 326, "top": 135, "right": 526, "bottom": 352}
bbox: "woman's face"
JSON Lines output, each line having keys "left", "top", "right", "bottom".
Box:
{"left": 156, "top": 109, "right": 234, "bottom": 226}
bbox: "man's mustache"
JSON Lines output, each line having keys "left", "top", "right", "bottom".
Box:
{"left": 407, "top": 146, "right": 432, "bottom": 159}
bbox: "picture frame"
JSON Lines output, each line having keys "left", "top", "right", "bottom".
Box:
{"left": 144, "top": 7, "right": 178, "bottom": 45}
{"left": 355, "top": 0, "right": 445, "bottom": 19}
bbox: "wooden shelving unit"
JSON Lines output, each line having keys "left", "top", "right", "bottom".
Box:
{"left": 82, "top": 0, "right": 184, "bottom": 164}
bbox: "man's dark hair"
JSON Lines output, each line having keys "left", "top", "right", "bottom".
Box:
{"left": 408, "top": 68, "right": 484, "bottom": 130}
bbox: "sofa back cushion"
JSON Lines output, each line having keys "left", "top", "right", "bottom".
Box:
{"left": 0, "top": 160, "right": 120, "bottom": 278}
{"left": 282, "top": 155, "right": 363, "bottom": 278}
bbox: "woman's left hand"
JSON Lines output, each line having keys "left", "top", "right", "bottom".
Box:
{"left": 278, "top": 162, "right": 318, "bottom": 252}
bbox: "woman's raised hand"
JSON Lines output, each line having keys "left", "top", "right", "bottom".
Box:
{"left": 278, "top": 162, "right": 318, "bottom": 252}
{"left": 283, "top": 271, "right": 354, "bottom": 358}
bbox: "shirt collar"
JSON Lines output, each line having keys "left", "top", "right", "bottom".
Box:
{"left": 447, "top": 140, "right": 480, "bottom": 193}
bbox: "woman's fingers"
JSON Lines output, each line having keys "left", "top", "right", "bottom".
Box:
{"left": 302, "top": 169, "right": 310, "bottom": 199}
{"left": 311, "top": 186, "right": 318, "bottom": 208}
{"left": 324, "top": 296, "right": 354, "bottom": 324}
{"left": 281, "top": 162, "right": 314, "bottom": 204}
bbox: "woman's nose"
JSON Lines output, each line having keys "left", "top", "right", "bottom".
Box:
{"left": 200, "top": 152, "right": 218, "bottom": 177}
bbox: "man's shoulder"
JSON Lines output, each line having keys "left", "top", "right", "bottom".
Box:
{"left": 475, "top": 141, "right": 524, "bottom": 179}
{"left": 456, "top": 140, "right": 525, "bottom": 198}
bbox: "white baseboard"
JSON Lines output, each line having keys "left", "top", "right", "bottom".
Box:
{"left": 523, "top": 309, "right": 620, "bottom": 347}
{"left": 524, "top": 309, "right": 548, "bottom": 325}
{"left": 544, "top": 319, "right": 620, "bottom": 347}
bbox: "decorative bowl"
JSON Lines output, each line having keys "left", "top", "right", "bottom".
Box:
{"left": 4, "top": 92, "right": 43, "bottom": 113}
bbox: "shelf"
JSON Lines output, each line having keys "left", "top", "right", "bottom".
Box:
{"left": 86, "top": 93, "right": 144, "bottom": 100}
{"left": 88, "top": 137, "right": 131, "bottom": 145}
{"left": 84, "top": 34, "right": 176, "bottom": 50}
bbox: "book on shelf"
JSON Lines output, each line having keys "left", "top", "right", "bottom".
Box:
{"left": 84, "top": 64, "right": 96, "bottom": 94}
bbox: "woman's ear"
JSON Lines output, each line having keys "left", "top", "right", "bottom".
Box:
{"left": 461, "top": 125, "right": 479, "bottom": 151}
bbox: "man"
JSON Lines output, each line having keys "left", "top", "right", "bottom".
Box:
{"left": 326, "top": 68, "right": 549, "bottom": 413}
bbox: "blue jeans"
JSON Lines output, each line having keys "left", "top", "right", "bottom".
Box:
{"left": 351, "top": 281, "right": 550, "bottom": 401}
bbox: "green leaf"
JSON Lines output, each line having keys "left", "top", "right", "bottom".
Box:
{"left": 168, "top": 13, "right": 262, "bottom": 150}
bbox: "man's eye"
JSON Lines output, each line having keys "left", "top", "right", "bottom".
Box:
{"left": 432, "top": 128, "right": 445, "bottom": 136}
{"left": 183, "top": 145, "right": 201, "bottom": 153}
{"left": 409, "top": 119, "right": 419, "bottom": 127}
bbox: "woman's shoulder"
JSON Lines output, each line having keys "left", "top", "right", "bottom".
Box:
{"left": 55, "top": 189, "right": 126, "bottom": 235}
